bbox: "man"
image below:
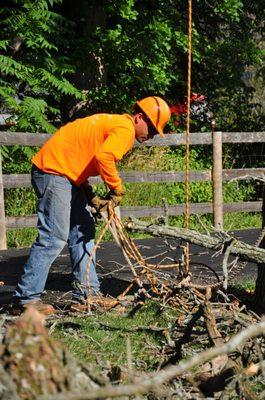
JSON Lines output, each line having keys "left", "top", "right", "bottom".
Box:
{"left": 11, "top": 96, "right": 171, "bottom": 315}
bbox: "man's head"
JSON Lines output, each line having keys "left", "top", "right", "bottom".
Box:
{"left": 133, "top": 96, "right": 171, "bottom": 143}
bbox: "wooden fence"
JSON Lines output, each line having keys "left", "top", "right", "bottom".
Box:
{"left": 1, "top": 130, "right": 265, "bottom": 249}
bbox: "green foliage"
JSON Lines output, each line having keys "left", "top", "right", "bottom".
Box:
{"left": 71, "top": 0, "right": 264, "bottom": 133}
{"left": 5, "top": 187, "right": 38, "bottom": 248}
{"left": 170, "top": 212, "right": 262, "bottom": 233}
{"left": 120, "top": 145, "right": 257, "bottom": 208}
{"left": 5, "top": 143, "right": 263, "bottom": 248}
{"left": 2, "top": 145, "right": 38, "bottom": 173}
{"left": 5, "top": 188, "right": 37, "bottom": 216}
{"left": 0, "top": 0, "right": 83, "bottom": 133}
{"left": 1, "top": 0, "right": 264, "bottom": 130}
{"left": 7, "top": 228, "right": 38, "bottom": 248}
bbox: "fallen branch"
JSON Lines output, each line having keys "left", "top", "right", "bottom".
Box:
{"left": 126, "top": 217, "right": 265, "bottom": 264}
{"left": 38, "top": 320, "right": 265, "bottom": 400}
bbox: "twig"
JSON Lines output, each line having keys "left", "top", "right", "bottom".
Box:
{"left": 222, "top": 238, "right": 236, "bottom": 290}
{"left": 126, "top": 335, "right": 133, "bottom": 375}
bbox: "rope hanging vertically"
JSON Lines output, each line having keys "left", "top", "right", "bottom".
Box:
{"left": 184, "top": 0, "right": 192, "bottom": 275}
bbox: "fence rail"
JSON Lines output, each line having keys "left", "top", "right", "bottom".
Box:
{"left": 5, "top": 201, "right": 262, "bottom": 229}
{"left": 2, "top": 168, "right": 265, "bottom": 188}
{"left": 1, "top": 130, "right": 265, "bottom": 249}
{"left": 1, "top": 131, "right": 265, "bottom": 147}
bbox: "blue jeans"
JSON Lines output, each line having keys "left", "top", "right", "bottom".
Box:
{"left": 14, "top": 165, "right": 100, "bottom": 304}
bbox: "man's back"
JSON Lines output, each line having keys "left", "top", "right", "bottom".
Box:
{"left": 32, "top": 113, "right": 135, "bottom": 188}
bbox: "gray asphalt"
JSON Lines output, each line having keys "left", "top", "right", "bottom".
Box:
{"left": 0, "top": 229, "right": 261, "bottom": 304}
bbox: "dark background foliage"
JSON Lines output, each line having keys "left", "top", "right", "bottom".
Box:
{"left": 0, "top": 0, "right": 264, "bottom": 131}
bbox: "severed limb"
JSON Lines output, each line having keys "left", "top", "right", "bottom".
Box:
{"left": 125, "top": 217, "right": 265, "bottom": 264}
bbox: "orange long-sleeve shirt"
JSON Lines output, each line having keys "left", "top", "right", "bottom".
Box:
{"left": 32, "top": 113, "right": 135, "bottom": 191}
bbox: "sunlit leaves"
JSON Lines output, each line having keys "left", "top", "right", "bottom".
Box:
{"left": 0, "top": 0, "right": 82, "bottom": 132}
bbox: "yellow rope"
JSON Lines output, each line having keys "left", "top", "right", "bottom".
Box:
{"left": 185, "top": 0, "right": 192, "bottom": 275}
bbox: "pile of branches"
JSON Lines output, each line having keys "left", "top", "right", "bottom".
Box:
{"left": 52, "top": 286, "right": 265, "bottom": 400}
{"left": 1, "top": 278, "right": 265, "bottom": 399}
{"left": 1, "top": 214, "right": 265, "bottom": 399}
{"left": 58, "top": 213, "right": 265, "bottom": 399}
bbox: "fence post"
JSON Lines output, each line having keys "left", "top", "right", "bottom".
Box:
{"left": 0, "top": 146, "right": 7, "bottom": 249}
{"left": 212, "top": 128, "right": 223, "bottom": 230}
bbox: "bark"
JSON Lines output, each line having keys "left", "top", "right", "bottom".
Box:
{"left": 0, "top": 308, "right": 101, "bottom": 399}
{"left": 126, "top": 217, "right": 265, "bottom": 264}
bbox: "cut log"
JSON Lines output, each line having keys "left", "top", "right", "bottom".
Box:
{"left": 0, "top": 308, "right": 103, "bottom": 399}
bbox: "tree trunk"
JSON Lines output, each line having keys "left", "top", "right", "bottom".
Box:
{"left": 254, "top": 184, "right": 265, "bottom": 310}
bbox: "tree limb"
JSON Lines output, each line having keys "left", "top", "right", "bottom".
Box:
{"left": 125, "top": 218, "right": 265, "bottom": 264}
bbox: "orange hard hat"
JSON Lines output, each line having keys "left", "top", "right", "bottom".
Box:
{"left": 136, "top": 96, "right": 171, "bottom": 137}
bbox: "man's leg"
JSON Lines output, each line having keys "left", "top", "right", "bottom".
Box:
{"left": 14, "top": 168, "right": 72, "bottom": 304}
{"left": 68, "top": 186, "right": 100, "bottom": 303}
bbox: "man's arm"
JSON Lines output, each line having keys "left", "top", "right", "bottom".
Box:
{"left": 94, "top": 126, "right": 134, "bottom": 192}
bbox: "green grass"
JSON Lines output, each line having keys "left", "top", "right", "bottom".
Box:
{"left": 52, "top": 300, "right": 181, "bottom": 369}
{"left": 7, "top": 227, "right": 38, "bottom": 248}
{"left": 169, "top": 212, "right": 262, "bottom": 233}
{"left": 223, "top": 212, "right": 262, "bottom": 231}
{"left": 230, "top": 280, "right": 256, "bottom": 292}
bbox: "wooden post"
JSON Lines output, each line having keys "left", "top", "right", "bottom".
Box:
{"left": 0, "top": 146, "right": 7, "bottom": 249}
{"left": 212, "top": 128, "right": 223, "bottom": 230}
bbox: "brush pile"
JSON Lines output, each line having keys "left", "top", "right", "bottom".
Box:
{"left": 0, "top": 283, "right": 264, "bottom": 399}
{"left": 1, "top": 214, "right": 265, "bottom": 399}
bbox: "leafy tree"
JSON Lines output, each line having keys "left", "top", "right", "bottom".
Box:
{"left": 1, "top": 0, "right": 263, "bottom": 131}
{"left": 61, "top": 0, "right": 264, "bottom": 132}
{"left": 0, "top": 0, "right": 83, "bottom": 133}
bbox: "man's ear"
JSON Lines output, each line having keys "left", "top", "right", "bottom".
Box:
{"left": 135, "top": 112, "right": 144, "bottom": 123}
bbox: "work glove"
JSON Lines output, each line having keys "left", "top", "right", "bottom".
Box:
{"left": 105, "top": 188, "right": 125, "bottom": 208}
{"left": 90, "top": 195, "right": 109, "bottom": 212}
{"left": 82, "top": 183, "right": 108, "bottom": 213}
{"left": 91, "top": 188, "right": 125, "bottom": 213}
{"left": 84, "top": 183, "right": 125, "bottom": 212}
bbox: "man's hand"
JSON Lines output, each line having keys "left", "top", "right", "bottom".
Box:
{"left": 105, "top": 188, "right": 125, "bottom": 208}
{"left": 90, "top": 196, "right": 109, "bottom": 212}
{"left": 82, "top": 182, "right": 125, "bottom": 212}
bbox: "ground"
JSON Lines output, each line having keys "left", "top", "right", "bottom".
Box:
{"left": 0, "top": 228, "right": 264, "bottom": 399}
{"left": 0, "top": 228, "right": 259, "bottom": 308}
